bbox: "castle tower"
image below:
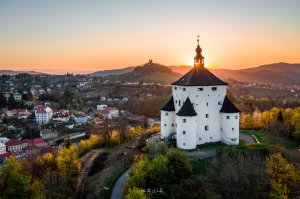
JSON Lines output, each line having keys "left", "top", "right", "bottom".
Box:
{"left": 220, "top": 96, "right": 240, "bottom": 145}
{"left": 176, "top": 97, "right": 197, "bottom": 149}
{"left": 160, "top": 96, "right": 176, "bottom": 139}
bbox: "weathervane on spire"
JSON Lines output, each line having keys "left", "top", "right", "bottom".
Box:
{"left": 197, "top": 35, "right": 199, "bottom": 45}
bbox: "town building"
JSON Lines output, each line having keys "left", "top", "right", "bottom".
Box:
{"left": 6, "top": 139, "right": 30, "bottom": 152}
{"left": 98, "top": 107, "right": 119, "bottom": 119}
{"left": 35, "top": 106, "right": 53, "bottom": 124}
{"left": 0, "top": 137, "right": 9, "bottom": 145}
{"left": 74, "top": 114, "right": 88, "bottom": 124}
{"left": 0, "top": 143, "right": 6, "bottom": 155}
{"left": 3, "top": 92, "right": 22, "bottom": 101}
{"left": 40, "top": 129, "right": 59, "bottom": 140}
{"left": 161, "top": 40, "right": 240, "bottom": 150}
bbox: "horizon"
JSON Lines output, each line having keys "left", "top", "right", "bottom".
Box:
{"left": 1, "top": 1, "right": 300, "bottom": 73}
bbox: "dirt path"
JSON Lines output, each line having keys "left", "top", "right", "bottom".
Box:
{"left": 75, "top": 149, "right": 102, "bottom": 199}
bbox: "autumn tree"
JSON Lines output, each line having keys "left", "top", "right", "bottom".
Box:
{"left": 266, "top": 153, "right": 300, "bottom": 198}
{"left": 0, "top": 157, "right": 30, "bottom": 199}
{"left": 56, "top": 145, "right": 82, "bottom": 182}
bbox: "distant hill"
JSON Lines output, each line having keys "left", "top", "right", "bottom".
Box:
{"left": 89, "top": 66, "right": 135, "bottom": 77}
{"left": 109, "top": 61, "right": 181, "bottom": 83}
{"left": 0, "top": 70, "right": 45, "bottom": 75}
{"left": 168, "top": 62, "right": 300, "bottom": 84}
{"left": 211, "top": 63, "right": 300, "bottom": 84}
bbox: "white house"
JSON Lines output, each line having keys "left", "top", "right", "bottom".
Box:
{"left": 40, "top": 129, "right": 59, "bottom": 140}
{"left": 35, "top": 106, "right": 53, "bottom": 124}
{"left": 161, "top": 41, "right": 240, "bottom": 150}
{"left": 0, "top": 143, "right": 6, "bottom": 155}
{"left": 0, "top": 137, "right": 9, "bottom": 145}
{"left": 3, "top": 92, "right": 22, "bottom": 101}
{"left": 97, "top": 104, "right": 108, "bottom": 111}
{"left": 74, "top": 114, "right": 88, "bottom": 124}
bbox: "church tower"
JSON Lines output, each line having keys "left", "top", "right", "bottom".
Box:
{"left": 161, "top": 38, "right": 240, "bottom": 149}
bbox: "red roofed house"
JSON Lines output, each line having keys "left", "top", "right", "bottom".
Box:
{"left": 98, "top": 107, "right": 119, "bottom": 119}
{"left": 6, "top": 109, "right": 32, "bottom": 119}
{"left": 6, "top": 139, "right": 31, "bottom": 152}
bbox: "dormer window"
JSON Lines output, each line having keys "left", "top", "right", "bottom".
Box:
{"left": 226, "top": 116, "right": 230, "bottom": 119}
{"left": 212, "top": 87, "right": 217, "bottom": 91}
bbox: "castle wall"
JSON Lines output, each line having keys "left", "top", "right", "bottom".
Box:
{"left": 160, "top": 110, "right": 176, "bottom": 139}
{"left": 172, "top": 85, "right": 227, "bottom": 145}
{"left": 220, "top": 113, "right": 239, "bottom": 145}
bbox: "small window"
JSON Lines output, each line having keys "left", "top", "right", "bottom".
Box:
{"left": 165, "top": 112, "right": 168, "bottom": 116}
{"left": 179, "top": 100, "right": 181, "bottom": 106}
{"left": 205, "top": 125, "right": 209, "bottom": 131}
{"left": 174, "top": 87, "right": 177, "bottom": 90}
{"left": 172, "top": 124, "right": 174, "bottom": 127}
{"left": 199, "top": 138, "right": 202, "bottom": 141}
{"left": 183, "top": 88, "right": 186, "bottom": 91}
{"left": 226, "top": 116, "right": 230, "bottom": 119}
{"left": 210, "top": 136, "right": 213, "bottom": 139}
{"left": 198, "top": 87, "right": 203, "bottom": 91}
{"left": 183, "top": 131, "right": 186, "bottom": 134}
{"left": 235, "top": 115, "right": 238, "bottom": 119}
{"left": 212, "top": 87, "right": 217, "bottom": 91}
{"left": 183, "top": 143, "right": 186, "bottom": 146}
{"left": 206, "top": 114, "right": 209, "bottom": 118}
{"left": 175, "top": 100, "right": 177, "bottom": 104}
{"left": 218, "top": 101, "right": 222, "bottom": 105}
{"left": 164, "top": 124, "right": 166, "bottom": 126}
{"left": 183, "top": 119, "right": 186, "bottom": 123}
{"left": 232, "top": 127, "right": 234, "bottom": 130}
{"left": 206, "top": 102, "right": 208, "bottom": 106}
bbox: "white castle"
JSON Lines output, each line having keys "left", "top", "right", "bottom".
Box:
{"left": 161, "top": 41, "right": 240, "bottom": 150}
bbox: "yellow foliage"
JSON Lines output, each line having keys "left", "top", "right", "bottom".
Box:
{"left": 266, "top": 153, "right": 297, "bottom": 198}
{"left": 56, "top": 145, "right": 82, "bottom": 178}
{"left": 78, "top": 134, "right": 103, "bottom": 154}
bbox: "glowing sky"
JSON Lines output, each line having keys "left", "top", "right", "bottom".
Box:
{"left": 0, "top": 0, "right": 300, "bottom": 74}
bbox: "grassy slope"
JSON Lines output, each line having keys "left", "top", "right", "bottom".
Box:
{"left": 240, "top": 129, "right": 299, "bottom": 149}
{"left": 190, "top": 130, "right": 300, "bottom": 176}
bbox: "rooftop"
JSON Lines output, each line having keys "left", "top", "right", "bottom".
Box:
{"left": 161, "top": 96, "right": 175, "bottom": 112}
{"left": 220, "top": 96, "right": 240, "bottom": 113}
{"left": 171, "top": 67, "right": 228, "bottom": 86}
{"left": 176, "top": 97, "right": 197, "bottom": 116}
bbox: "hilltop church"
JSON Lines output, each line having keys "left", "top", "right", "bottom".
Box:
{"left": 161, "top": 40, "right": 240, "bottom": 150}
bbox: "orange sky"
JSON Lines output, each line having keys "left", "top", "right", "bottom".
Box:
{"left": 0, "top": 1, "right": 300, "bottom": 74}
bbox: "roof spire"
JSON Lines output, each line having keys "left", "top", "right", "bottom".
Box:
{"left": 194, "top": 35, "right": 204, "bottom": 68}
